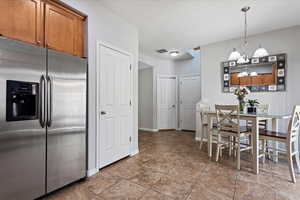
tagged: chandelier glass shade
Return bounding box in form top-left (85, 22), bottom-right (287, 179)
top-left (228, 48), bottom-right (241, 61)
top-left (228, 6), bottom-right (269, 63)
top-left (253, 45), bottom-right (269, 58)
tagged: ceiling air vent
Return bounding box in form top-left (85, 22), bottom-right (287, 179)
top-left (156, 49), bottom-right (168, 54)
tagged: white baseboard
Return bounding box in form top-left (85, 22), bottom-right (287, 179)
top-left (130, 149), bottom-right (139, 156)
top-left (87, 168), bottom-right (99, 177)
top-left (139, 128), bottom-right (158, 132)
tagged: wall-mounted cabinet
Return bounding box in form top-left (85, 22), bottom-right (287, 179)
top-left (0, 0), bottom-right (43, 46)
top-left (0, 0), bottom-right (86, 57)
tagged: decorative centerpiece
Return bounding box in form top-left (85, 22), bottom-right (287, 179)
top-left (234, 87), bottom-right (250, 112)
top-left (247, 99), bottom-right (259, 114)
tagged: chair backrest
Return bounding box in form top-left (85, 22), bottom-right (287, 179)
top-left (288, 105), bottom-right (300, 140)
top-left (247, 104), bottom-right (270, 130)
top-left (257, 104), bottom-right (270, 114)
top-left (199, 103), bottom-right (211, 124)
top-left (215, 105), bottom-right (240, 134)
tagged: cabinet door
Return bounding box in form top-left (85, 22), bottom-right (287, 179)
top-left (45, 3), bottom-right (84, 56)
top-left (0, 0), bottom-right (43, 46)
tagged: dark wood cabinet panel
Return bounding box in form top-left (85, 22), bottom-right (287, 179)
top-left (0, 0), bottom-right (43, 46)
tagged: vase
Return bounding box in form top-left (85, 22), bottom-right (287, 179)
top-left (238, 97), bottom-right (245, 113)
top-left (247, 106), bottom-right (257, 114)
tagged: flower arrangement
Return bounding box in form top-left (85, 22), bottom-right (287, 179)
top-left (234, 87), bottom-right (250, 112)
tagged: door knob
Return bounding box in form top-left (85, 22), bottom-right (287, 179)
top-left (172, 105), bottom-right (176, 108)
top-left (101, 111), bottom-right (106, 115)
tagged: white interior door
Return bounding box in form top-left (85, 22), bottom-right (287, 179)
top-left (98, 45), bottom-right (132, 168)
top-left (179, 76), bottom-right (201, 131)
top-left (158, 76), bottom-right (177, 130)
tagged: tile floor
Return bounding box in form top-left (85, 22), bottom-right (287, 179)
top-left (45, 131), bottom-right (300, 200)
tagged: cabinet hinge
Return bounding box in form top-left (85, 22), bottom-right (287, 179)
top-left (129, 100), bottom-right (132, 106)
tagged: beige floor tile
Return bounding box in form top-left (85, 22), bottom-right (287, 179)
top-left (129, 169), bottom-right (165, 188)
top-left (86, 171), bottom-right (120, 195)
top-left (151, 174), bottom-right (193, 200)
top-left (98, 179), bottom-right (147, 200)
top-left (234, 179), bottom-right (277, 200)
top-left (140, 190), bottom-right (175, 200)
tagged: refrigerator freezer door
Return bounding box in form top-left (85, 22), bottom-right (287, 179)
top-left (46, 50), bottom-right (87, 193)
top-left (0, 38), bottom-right (46, 200)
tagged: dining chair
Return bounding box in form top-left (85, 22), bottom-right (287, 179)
top-left (215, 105), bottom-right (253, 170)
top-left (199, 103), bottom-right (210, 150)
top-left (259, 105), bottom-right (300, 183)
top-left (246, 104), bottom-right (270, 161)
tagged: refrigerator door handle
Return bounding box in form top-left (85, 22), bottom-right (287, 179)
top-left (46, 75), bottom-right (53, 127)
top-left (39, 75), bottom-right (46, 128)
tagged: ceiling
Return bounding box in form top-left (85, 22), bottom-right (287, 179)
top-left (98, 0), bottom-right (300, 58)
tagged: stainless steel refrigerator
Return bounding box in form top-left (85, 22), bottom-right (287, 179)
top-left (0, 37), bottom-right (87, 200)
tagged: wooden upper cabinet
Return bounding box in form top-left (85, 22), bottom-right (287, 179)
top-left (0, 0), bottom-right (85, 57)
top-left (0, 0), bottom-right (43, 46)
top-left (45, 2), bottom-right (85, 57)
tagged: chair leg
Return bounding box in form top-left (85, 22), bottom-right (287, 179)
top-left (216, 144), bottom-right (220, 162)
top-left (199, 126), bottom-right (205, 150)
top-left (288, 142), bottom-right (296, 183)
top-left (250, 135), bottom-right (253, 155)
top-left (220, 147), bottom-right (223, 157)
top-left (262, 139), bottom-right (266, 164)
top-left (216, 135), bottom-right (221, 162)
top-left (293, 138), bottom-right (300, 173)
top-left (234, 137), bottom-right (237, 157)
top-left (229, 136), bottom-right (232, 157)
top-left (237, 138), bottom-right (241, 170)
top-left (295, 152), bottom-right (300, 173)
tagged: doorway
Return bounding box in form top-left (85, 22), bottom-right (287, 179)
top-left (157, 76), bottom-right (178, 130)
top-left (179, 75), bottom-right (201, 131)
top-left (97, 43), bottom-right (133, 169)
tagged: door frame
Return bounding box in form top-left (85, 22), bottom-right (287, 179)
top-left (157, 75), bottom-right (179, 130)
top-left (95, 40), bottom-right (134, 170)
top-left (178, 74), bottom-right (201, 131)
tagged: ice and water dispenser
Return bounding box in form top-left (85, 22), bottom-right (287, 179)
top-left (6, 80), bottom-right (39, 121)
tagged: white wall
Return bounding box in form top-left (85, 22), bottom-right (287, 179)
top-left (174, 51), bottom-right (201, 76)
top-left (61, 0), bottom-right (139, 175)
top-left (138, 68), bottom-right (154, 130)
top-left (200, 25), bottom-right (300, 137)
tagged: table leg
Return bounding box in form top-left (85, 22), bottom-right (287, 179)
top-left (208, 116), bottom-right (213, 158)
top-left (272, 118), bottom-right (279, 162)
top-left (252, 118), bottom-right (259, 174)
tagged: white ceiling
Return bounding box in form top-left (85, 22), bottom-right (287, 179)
top-left (98, 0), bottom-right (300, 58)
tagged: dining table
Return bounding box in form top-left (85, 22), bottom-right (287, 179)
top-left (204, 111), bottom-right (291, 174)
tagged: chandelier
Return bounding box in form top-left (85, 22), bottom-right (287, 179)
top-left (228, 6), bottom-right (269, 64)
